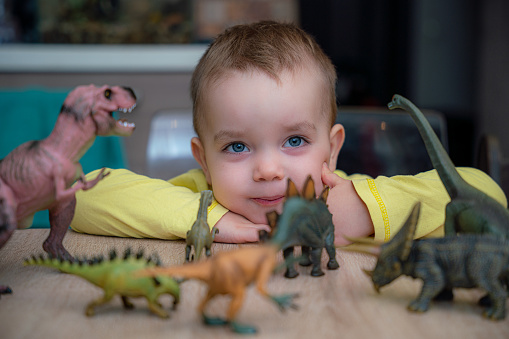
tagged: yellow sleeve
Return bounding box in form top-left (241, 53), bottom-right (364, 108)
top-left (70, 168), bottom-right (228, 239)
top-left (337, 168), bottom-right (507, 242)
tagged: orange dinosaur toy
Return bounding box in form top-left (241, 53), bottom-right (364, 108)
top-left (137, 244), bottom-right (298, 334)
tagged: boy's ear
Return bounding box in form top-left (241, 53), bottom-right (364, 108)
top-left (191, 137), bottom-right (212, 184)
top-left (328, 123), bottom-right (345, 171)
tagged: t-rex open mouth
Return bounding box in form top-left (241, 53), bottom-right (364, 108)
top-left (111, 103), bottom-right (137, 130)
top-left (112, 105), bottom-right (137, 136)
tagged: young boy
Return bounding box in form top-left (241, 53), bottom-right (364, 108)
top-left (70, 21), bottom-right (507, 245)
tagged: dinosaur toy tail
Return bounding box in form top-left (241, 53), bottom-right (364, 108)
top-left (137, 260), bottom-right (212, 282)
top-left (24, 255), bottom-right (88, 276)
top-left (388, 94), bottom-right (466, 198)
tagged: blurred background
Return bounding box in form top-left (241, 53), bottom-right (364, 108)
top-left (0, 0), bottom-right (507, 181)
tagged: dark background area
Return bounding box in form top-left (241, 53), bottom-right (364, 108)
top-left (299, 0), bottom-right (483, 167)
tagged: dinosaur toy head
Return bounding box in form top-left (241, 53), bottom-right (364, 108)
top-left (60, 84), bottom-right (137, 137)
top-left (345, 202), bottom-right (420, 292)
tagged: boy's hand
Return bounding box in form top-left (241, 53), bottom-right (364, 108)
top-left (213, 211), bottom-right (271, 243)
top-left (322, 163), bottom-right (375, 246)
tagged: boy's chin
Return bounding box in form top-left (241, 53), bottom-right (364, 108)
top-left (250, 207), bottom-right (284, 225)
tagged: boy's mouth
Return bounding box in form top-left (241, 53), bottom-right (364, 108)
top-left (252, 195), bottom-right (285, 207)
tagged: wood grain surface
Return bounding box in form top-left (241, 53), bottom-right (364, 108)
top-left (0, 229), bottom-right (507, 339)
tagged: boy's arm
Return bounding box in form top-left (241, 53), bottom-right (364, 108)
top-left (71, 168), bottom-right (269, 242)
top-left (71, 168), bottom-right (225, 239)
top-left (323, 164), bottom-right (507, 245)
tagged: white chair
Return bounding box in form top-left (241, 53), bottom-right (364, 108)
top-left (146, 110), bottom-right (199, 180)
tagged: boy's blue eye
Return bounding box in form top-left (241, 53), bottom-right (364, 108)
top-left (285, 136), bottom-right (304, 147)
top-left (226, 142), bottom-right (247, 153)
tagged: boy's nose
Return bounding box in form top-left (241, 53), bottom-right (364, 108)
top-left (253, 154), bottom-right (284, 182)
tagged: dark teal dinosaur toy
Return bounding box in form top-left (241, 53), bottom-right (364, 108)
top-left (185, 190), bottom-right (218, 261)
top-left (387, 94), bottom-right (509, 238)
top-left (347, 202), bottom-right (509, 320)
top-left (265, 176), bottom-right (339, 278)
top-left (24, 248), bottom-right (180, 318)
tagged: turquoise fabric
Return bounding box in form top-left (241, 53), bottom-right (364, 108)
top-left (0, 88), bottom-right (128, 228)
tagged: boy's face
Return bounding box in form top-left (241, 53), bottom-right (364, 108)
top-left (192, 67), bottom-right (344, 224)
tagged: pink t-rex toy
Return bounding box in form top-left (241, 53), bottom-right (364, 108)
top-left (0, 84), bottom-right (136, 296)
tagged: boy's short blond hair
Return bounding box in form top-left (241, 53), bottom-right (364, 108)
top-left (191, 21), bottom-right (337, 137)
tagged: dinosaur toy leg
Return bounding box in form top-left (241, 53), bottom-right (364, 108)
top-left (325, 232), bottom-right (339, 270)
top-left (479, 276), bottom-right (507, 320)
top-left (408, 276), bottom-right (446, 313)
top-left (185, 245), bottom-right (192, 262)
top-left (299, 246), bottom-right (312, 266)
top-left (0, 285), bottom-right (12, 298)
top-left (283, 247), bottom-right (299, 278)
top-left (145, 298), bottom-right (170, 318)
top-left (227, 289), bottom-right (257, 334)
top-left (309, 247), bottom-right (325, 277)
top-left (0, 181), bottom-right (17, 250)
top-left (44, 198), bottom-right (76, 260)
top-left (121, 296), bottom-right (135, 309)
top-left (1, 189), bottom-right (17, 296)
top-left (86, 290), bottom-right (115, 316)
top-left (200, 290), bottom-right (227, 325)
top-left (0, 217), bottom-right (15, 251)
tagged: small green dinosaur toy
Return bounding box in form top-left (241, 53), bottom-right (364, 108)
top-left (185, 190), bottom-right (219, 261)
top-left (388, 94), bottom-right (509, 238)
top-left (265, 176), bottom-right (339, 278)
top-left (23, 248), bottom-right (180, 318)
top-left (347, 202), bottom-right (509, 320)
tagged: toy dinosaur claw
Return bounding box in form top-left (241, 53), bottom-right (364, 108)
top-left (271, 293), bottom-right (299, 312)
top-left (42, 241), bottom-right (74, 262)
top-left (407, 299), bottom-right (429, 313)
top-left (202, 314), bottom-right (229, 326)
top-left (230, 321), bottom-right (258, 334)
top-left (0, 285), bottom-right (13, 297)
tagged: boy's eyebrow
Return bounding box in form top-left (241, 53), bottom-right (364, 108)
top-left (284, 121), bottom-right (317, 133)
top-left (214, 129), bottom-right (245, 143)
top-left (213, 121), bottom-right (317, 143)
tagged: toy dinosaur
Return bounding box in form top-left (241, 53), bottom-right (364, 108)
top-left (264, 176), bottom-right (339, 278)
top-left (24, 248), bottom-right (180, 318)
top-left (387, 94), bottom-right (509, 238)
top-left (0, 84), bottom-right (136, 296)
top-left (137, 244), bottom-right (298, 334)
top-left (185, 190), bottom-right (218, 261)
top-left (346, 202), bottom-right (509, 320)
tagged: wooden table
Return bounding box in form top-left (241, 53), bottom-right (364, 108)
top-left (0, 229), bottom-right (507, 339)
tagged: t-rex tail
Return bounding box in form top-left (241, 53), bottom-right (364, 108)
top-left (388, 94), bottom-right (469, 199)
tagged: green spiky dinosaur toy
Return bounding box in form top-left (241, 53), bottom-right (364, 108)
top-left (23, 248), bottom-right (180, 318)
top-left (387, 94), bottom-right (509, 238)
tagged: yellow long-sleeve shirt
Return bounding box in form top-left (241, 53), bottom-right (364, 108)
top-left (70, 167), bottom-right (507, 242)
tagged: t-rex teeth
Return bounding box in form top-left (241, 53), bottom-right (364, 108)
top-left (118, 121), bottom-right (135, 128)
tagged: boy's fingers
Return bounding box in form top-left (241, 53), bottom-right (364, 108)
top-left (321, 162), bottom-right (342, 188)
top-left (214, 224), bottom-right (271, 243)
